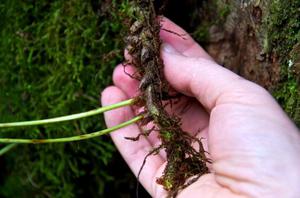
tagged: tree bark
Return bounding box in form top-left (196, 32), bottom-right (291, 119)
top-left (165, 0), bottom-right (300, 126)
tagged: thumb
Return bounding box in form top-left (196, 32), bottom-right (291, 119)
top-left (161, 43), bottom-right (273, 111)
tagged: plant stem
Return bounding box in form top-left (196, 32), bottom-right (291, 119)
top-left (0, 115), bottom-right (143, 144)
top-left (0, 144), bottom-right (17, 156)
top-left (0, 99), bottom-right (135, 128)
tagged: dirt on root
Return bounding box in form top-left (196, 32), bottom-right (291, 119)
top-left (123, 0), bottom-right (210, 197)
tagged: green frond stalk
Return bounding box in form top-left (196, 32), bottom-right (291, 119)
top-left (0, 144), bottom-right (17, 156)
top-left (0, 115), bottom-right (143, 144)
top-left (0, 99), bottom-right (135, 128)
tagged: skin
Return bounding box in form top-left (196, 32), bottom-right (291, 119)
top-left (101, 17), bottom-right (300, 198)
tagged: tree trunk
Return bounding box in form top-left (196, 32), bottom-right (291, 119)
top-left (165, 0), bottom-right (300, 126)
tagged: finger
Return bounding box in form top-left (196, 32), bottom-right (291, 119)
top-left (113, 64), bottom-right (210, 146)
top-left (161, 46), bottom-right (266, 111)
top-left (113, 65), bottom-right (165, 157)
top-left (194, 127), bottom-right (211, 170)
top-left (159, 16), bottom-right (213, 60)
top-left (165, 97), bottom-right (209, 136)
top-left (113, 64), bottom-right (139, 98)
top-left (153, 162), bottom-right (168, 198)
top-left (177, 174), bottom-right (247, 198)
top-left (101, 86), bottom-right (164, 196)
top-left (113, 64), bottom-right (210, 134)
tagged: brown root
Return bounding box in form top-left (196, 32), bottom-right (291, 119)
top-left (125, 0), bottom-right (211, 197)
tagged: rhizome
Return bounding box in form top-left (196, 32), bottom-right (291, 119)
top-left (124, 0), bottom-right (210, 197)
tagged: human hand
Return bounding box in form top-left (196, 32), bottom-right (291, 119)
top-left (101, 17), bottom-right (300, 198)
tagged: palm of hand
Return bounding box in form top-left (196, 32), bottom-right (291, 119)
top-left (101, 18), bottom-right (300, 198)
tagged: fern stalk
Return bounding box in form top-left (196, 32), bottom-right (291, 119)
top-left (0, 115), bottom-right (143, 144)
top-left (0, 99), bottom-right (135, 128)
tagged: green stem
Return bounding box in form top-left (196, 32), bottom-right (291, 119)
top-left (0, 99), bottom-right (135, 128)
top-left (0, 144), bottom-right (17, 156)
top-left (0, 115), bottom-right (143, 144)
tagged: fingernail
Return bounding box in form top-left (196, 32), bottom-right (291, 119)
top-left (162, 43), bottom-right (177, 54)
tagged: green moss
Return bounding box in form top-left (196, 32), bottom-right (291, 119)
top-left (161, 130), bottom-right (172, 141)
top-left (216, 0), bottom-right (231, 21)
top-left (264, 0), bottom-right (300, 126)
top-left (265, 0), bottom-right (300, 56)
top-left (273, 72), bottom-right (299, 125)
top-left (193, 24), bottom-right (210, 43)
top-left (0, 0), bottom-right (133, 197)
top-left (192, 0), bottom-right (231, 43)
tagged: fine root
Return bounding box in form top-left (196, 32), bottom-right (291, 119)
top-left (125, 0), bottom-right (211, 197)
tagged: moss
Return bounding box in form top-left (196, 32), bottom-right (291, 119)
top-left (264, 0), bottom-right (300, 126)
top-left (161, 130), bottom-right (173, 142)
top-left (191, 0), bottom-right (231, 43)
top-left (216, 0), bottom-right (231, 21)
top-left (192, 24), bottom-right (210, 43)
top-left (187, 0), bottom-right (300, 126)
top-left (265, 0), bottom-right (300, 56)
top-left (189, 0), bottom-right (300, 127)
top-left (273, 71), bottom-right (299, 125)
top-left (0, 0), bottom-right (135, 197)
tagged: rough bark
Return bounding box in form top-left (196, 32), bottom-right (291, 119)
top-left (165, 0), bottom-right (300, 126)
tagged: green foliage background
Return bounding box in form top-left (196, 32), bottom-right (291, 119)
top-left (0, 0), bottom-right (134, 197)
